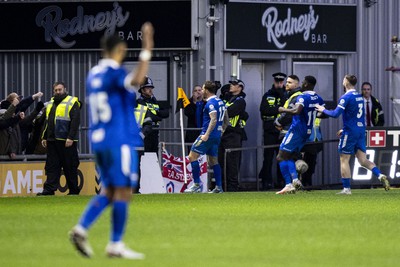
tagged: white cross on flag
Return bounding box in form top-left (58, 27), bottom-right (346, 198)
top-left (368, 130), bottom-right (386, 147)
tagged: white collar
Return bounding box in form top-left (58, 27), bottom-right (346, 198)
top-left (98, 58), bottom-right (120, 69)
top-left (303, 90), bottom-right (316, 95)
top-left (206, 95), bottom-right (217, 101)
top-left (345, 88), bottom-right (356, 94)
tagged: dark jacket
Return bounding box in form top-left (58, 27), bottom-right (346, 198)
top-left (259, 85), bottom-right (286, 131)
top-left (0, 105), bottom-right (22, 156)
top-left (184, 97), bottom-right (204, 143)
top-left (275, 87), bottom-right (302, 137)
top-left (224, 91), bottom-right (247, 136)
top-left (370, 95), bottom-right (384, 126)
top-left (136, 95), bottom-right (169, 137)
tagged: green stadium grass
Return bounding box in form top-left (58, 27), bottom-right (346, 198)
top-left (1, 189), bottom-right (399, 267)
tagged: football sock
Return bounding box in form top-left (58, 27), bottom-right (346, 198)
top-left (112, 201), bottom-right (128, 242)
top-left (342, 178), bottom-right (351, 189)
top-left (279, 161), bottom-right (292, 185)
top-left (371, 167), bottom-right (381, 177)
top-left (79, 194), bottom-right (110, 229)
top-left (212, 164), bottom-right (222, 187)
top-left (191, 161), bottom-right (201, 184)
top-left (287, 160), bottom-right (298, 180)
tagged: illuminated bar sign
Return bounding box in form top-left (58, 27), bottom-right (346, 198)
top-left (226, 2), bottom-right (356, 53)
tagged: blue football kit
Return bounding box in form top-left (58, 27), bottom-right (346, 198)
top-left (191, 95), bottom-right (226, 157)
top-left (86, 59), bottom-right (142, 188)
top-left (280, 91), bottom-right (325, 153)
top-left (323, 89), bottom-right (366, 154)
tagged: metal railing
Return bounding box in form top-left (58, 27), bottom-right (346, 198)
top-left (158, 138), bottom-right (339, 191)
top-left (223, 139), bottom-right (339, 191)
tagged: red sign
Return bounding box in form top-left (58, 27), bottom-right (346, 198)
top-left (368, 130), bottom-right (386, 147)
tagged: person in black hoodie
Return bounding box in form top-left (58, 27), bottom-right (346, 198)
top-left (38, 82), bottom-right (81, 195)
top-left (218, 79), bottom-right (248, 192)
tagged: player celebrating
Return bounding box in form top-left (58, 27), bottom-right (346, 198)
top-left (184, 81), bottom-right (229, 193)
top-left (68, 22), bottom-right (154, 259)
top-left (275, 75), bottom-right (325, 194)
top-left (315, 74), bottom-right (390, 194)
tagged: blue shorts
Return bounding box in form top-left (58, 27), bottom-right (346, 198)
top-left (338, 130), bottom-right (366, 154)
top-left (279, 130), bottom-right (308, 154)
top-left (94, 144), bottom-right (139, 188)
top-left (191, 136), bottom-right (220, 157)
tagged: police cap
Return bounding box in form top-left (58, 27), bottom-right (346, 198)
top-left (229, 79), bottom-right (245, 90)
top-left (272, 72), bottom-right (287, 82)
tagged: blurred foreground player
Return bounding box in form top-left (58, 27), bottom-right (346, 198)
top-left (69, 22), bottom-right (154, 259)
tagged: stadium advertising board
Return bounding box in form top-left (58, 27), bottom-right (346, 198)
top-left (225, 2), bottom-right (356, 53)
top-left (353, 127), bottom-right (400, 184)
top-left (0, 1), bottom-right (191, 51)
top-left (0, 161), bottom-right (99, 197)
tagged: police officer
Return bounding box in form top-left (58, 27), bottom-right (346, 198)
top-left (135, 76), bottom-right (169, 153)
top-left (218, 79), bottom-right (248, 192)
top-left (39, 82), bottom-right (81, 195)
top-left (258, 72), bottom-right (287, 190)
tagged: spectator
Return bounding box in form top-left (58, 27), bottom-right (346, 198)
top-left (135, 76), bottom-right (169, 153)
top-left (258, 72), bottom-right (287, 190)
top-left (361, 82), bottom-right (384, 126)
top-left (25, 104), bottom-right (47, 155)
top-left (184, 85), bottom-right (204, 152)
top-left (218, 79), bottom-right (248, 192)
top-left (0, 96), bottom-right (24, 158)
top-left (38, 82), bottom-right (81, 196)
top-left (1, 92), bottom-right (44, 155)
top-left (19, 101), bottom-right (45, 153)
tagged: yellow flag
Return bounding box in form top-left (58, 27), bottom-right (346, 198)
top-left (176, 87), bottom-right (190, 113)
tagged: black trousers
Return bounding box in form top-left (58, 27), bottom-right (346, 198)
top-left (218, 132), bottom-right (242, 192)
top-left (144, 130), bottom-right (159, 153)
top-left (258, 130), bottom-right (283, 189)
top-left (301, 143), bottom-right (323, 186)
top-left (43, 141), bottom-right (80, 194)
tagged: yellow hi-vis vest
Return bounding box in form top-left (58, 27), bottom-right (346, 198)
top-left (134, 104), bottom-right (148, 126)
top-left (225, 102), bottom-right (240, 127)
top-left (278, 91), bottom-right (302, 118)
top-left (44, 95), bottom-right (80, 141)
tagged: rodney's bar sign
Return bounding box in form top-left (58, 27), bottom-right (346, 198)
top-left (226, 2), bottom-right (356, 53)
top-left (0, 1), bottom-right (191, 51)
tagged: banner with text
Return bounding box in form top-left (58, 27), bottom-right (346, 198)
top-left (226, 2), bottom-right (356, 53)
top-left (0, 161), bottom-right (100, 197)
top-left (0, 1), bottom-right (191, 51)
top-left (162, 150), bottom-right (208, 193)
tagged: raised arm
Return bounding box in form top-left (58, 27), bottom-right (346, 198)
top-left (129, 22), bottom-right (154, 87)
